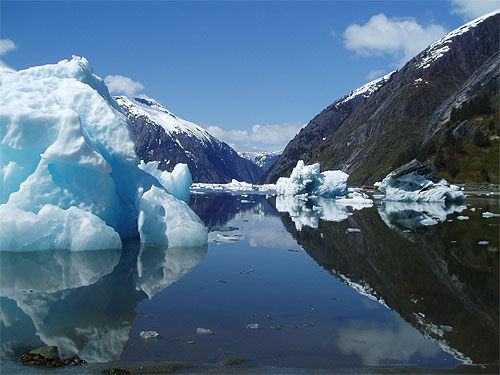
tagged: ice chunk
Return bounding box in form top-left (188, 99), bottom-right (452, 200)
top-left (276, 160), bottom-right (348, 197)
top-left (457, 216), bottom-right (469, 220)
top-left (137, 186), bottom-right (207, 246)
top-left (139, 161), bottom-right (192, 203)
top-left (478, 241), bottom-right (490, 245)
top-left (0, 204), bottom-right (121, 251)
top-left (482, 211), bottom-right (500, 218)
top-left (140, 330), bottom-right (158, 342)
top-left (378, 160), bottom-right (464, 202)
top-left (1, 56), bottom-right (207, 249)
top-left (196, 328), bottom-right (213, 335)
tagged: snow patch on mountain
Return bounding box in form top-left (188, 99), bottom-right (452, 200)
top-left (336, 71), bottom-right (395, 107)
top-left (416, 9), bottom-right (500, 69)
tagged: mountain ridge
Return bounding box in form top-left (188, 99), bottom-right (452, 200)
top-left (263, 11), bottom-right (499, 185)
top-left (115, 96), bottom-right (264, 183)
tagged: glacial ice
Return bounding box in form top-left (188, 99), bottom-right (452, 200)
top-left (378, 160), bottom-right (464, 203)
top-left (0, 56), bottom-right (207, 250)
top-left (139, 161), bottom-right (192, 203)
top-left (276, 160), bottom-right (348, 197)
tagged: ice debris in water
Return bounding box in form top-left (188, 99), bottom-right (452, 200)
top-left (457, 216), bottom-right (469, 220)
top-left (196, 328), bottom-right (214, 335)
top-left (140, 330), bottom-right (158, 341)
top-left (0, 56), bottom-right (207, 251)
top-left (482, 211), bottom-right (500, 218)
top-left (246, 323), bottom-right (260, 330)
top-left (478, 241), bottom-right (490, 245)
top-left (346, 228), bottom-right (361, 233)
top-left (139, 161), bottom-right (192, 203)
top-left (378, 160), bottom-right (464, 202)
top-left (276, 160), bottom-right (348, 197)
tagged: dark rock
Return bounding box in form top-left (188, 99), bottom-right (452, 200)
top-left (21, 346), bottom-right (65, 367)
top-left (101, 368), bottom-right (133, 375)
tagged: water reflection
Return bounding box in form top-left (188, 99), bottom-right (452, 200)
top-left (273, 197), bottom-right (499, 366)
top-left (0, 242), bottom-right (207, 363)
top-left (274, 195), bottom-right (372, 231)
top-left (378, 201), bottom-right (465, 232)
top-left (137, 244), bottom-right (207, 299)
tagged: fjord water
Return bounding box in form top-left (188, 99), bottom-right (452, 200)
top-left (0, 193), bottom-right (498, 373)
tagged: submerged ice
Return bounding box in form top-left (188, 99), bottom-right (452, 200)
top-left (276, 160), bottom-right (348, 197)
top-left (0, 56), bottom-right (207, 251)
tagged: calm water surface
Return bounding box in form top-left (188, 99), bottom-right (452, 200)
top-left (1, 192), bottom-right (498, 373)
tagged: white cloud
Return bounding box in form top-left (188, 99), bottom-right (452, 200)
top-left (343, 14), bottom-right (448, 66)
top-left (206, 123), bottom-right (302, 152)
top-left (366, 69), bottom-right (387, 80)
top-left (104, 74), bottom-right (144, 96)
top-left (450, 0), bottom-right (499, 19)
top-left (0, 39), bottom-right (17, 56)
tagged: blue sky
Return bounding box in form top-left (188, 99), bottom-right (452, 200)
top-left (1, 1), bottom-right (498, 152)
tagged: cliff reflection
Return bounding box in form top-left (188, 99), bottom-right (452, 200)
top-left (272, 197), bottom-right (499, 366)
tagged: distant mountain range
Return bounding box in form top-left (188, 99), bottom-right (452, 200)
top-left (263, 11), bottom-right (499, 185)
top-left (238, 151), bottom-right (281, 172)
top-left (115, 96), bottom-right (263, 183)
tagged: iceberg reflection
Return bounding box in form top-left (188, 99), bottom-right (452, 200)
top-left (0, 242), bottom-right (206, 362)
top-left (275, 193), bottom-right (373, 230)
top-left (378, 201), bottom-right (465, 232)
top-left (136, 244), bottom-right (207, 299)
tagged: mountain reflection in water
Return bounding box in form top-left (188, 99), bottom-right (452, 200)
top-left (268, 195), bottom-right (498, 366)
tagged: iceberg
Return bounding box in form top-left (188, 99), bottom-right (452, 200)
top-left (0, 56), bottom-right (207, 250)
top-left (378, 160), bottom-right (465, 203)
top-left (139, 161), bottom-right (192, 203)
top-left (276, 160), bottom-right (348, 197)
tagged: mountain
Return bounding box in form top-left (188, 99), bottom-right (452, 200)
top-left (115, 96), bottom-right (263, 183)
top-left (263, 11), bottom-right (499, 186)
top-left (238, 151), bottom-right (281, 172)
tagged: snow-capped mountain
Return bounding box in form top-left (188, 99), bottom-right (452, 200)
top-left (238, 151), bottom-right (281, 172)
top-left (115, 96), bottom-right (263, 183)
top-left (263, 10), bottom-right (499, 185)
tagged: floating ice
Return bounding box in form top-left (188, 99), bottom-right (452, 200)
top-left (478, 241), bottom-right (490, 245)
top-left (276, 160), bottom-right (348, 197)
top-left (0, 56), bottom-right (207, 250)
top-left (378, 160), bottom-right (464, 203)
top-left (196, 328), bottom-right (213, 335)
top-left (139, 161), bottom-right (192, 203)
top-left (457, 216), bottom-right (469, 220)
top-left (140, 330), bottom-right (158, 342)
top-left (482, 211), bottom-right (500, 218)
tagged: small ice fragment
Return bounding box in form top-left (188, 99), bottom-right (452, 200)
top-left (470, 208), bottom-right (476, 212)
top-left (451, 240), bottom-right (457, 243)
top-left (403, 230), bottom-right (412, 233)
top-left (447, 219), bottom-right (453, 222)
top-left (304, 308), bottom-right (315, 312)
top-left (245, 269), bottom-right (255, 274)
top-left (457, 216), bottom-right (469, 220)
top-left (247, 323), bottom-right (260, 330)
top-left (346, 228), bottom-right (361, 233)
top-left (140, 330), bottom-right (158, 342)
top-left (478, 241), bottom-right (489, 245)
top-left (196, 328), bottom-right (213, 335)
top-left (482, 212), bottom-right (500, 218)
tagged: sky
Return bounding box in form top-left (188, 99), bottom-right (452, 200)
top-left (1, 0), bottom-right (498, 152)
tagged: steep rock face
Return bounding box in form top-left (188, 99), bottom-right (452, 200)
top-left (115, 96), bottom-right (263, 183)
top-left (264, 12), bottom-right (499, 185)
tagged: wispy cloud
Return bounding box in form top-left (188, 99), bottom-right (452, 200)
top-left (205, 123), bottom-right (302, 152)
top-left (450, 0), bottom-right (499, 19)
top-left (0, 39), bottom-right (17, 56)
top-left (343, 14), bottom-right (447, 66)
top-left (366, 69), bottom-right (387, 80)
top-left (104, 74), bottom-right (144, 96)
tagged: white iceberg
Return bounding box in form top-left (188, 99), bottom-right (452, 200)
top-left (0, 56), bottom-right (207, 250)
top-left (378, 160), bottom-right (464, 203)
top-left (276, 160), bottom-right (348, 197)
